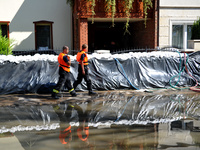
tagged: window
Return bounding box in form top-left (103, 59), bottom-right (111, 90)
top-left (0, 21), bottom-right (10, 38)
top-left (187, 25), bottom-right (192, 48)
top-left (172, 25), bottom-right (183, 49)
top-left (33, 21), bottom-right (53, 50)
top-left (170, 20), bottom-right (194, 50)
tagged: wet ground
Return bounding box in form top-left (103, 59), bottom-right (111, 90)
top-left (0, 88), bottom-right (200, 150)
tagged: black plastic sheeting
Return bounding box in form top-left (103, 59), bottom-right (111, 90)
top-left (0, 52), bottom-right (200, 95)
top-left (0, 92), bottom-right (200, 133)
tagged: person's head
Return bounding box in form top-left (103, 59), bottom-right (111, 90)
top-left (82, 44), bottom-right (88, 52)
top-left (63, 46), bottom-right (69, 54)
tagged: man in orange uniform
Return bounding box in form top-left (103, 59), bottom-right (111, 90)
top-left (52, 46), bottom-right (77, 99)
top-left (73, 44), bottom-right (96, 95)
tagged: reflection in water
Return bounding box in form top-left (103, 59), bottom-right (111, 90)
top-left (0, 91), bottom-right (200, 149)
top-left (54, 101), bottom-right (92, 149)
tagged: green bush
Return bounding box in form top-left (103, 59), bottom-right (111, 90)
top-left (191, 18), bottom-right (200, 39)
top-left (0, 29), bottom-right (15, 55)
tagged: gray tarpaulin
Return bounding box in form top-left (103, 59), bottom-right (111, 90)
top-left (0, 52), bottom-right (200, 94)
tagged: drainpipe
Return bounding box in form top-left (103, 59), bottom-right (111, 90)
top-left (157, 0), bottom-right (160, 47)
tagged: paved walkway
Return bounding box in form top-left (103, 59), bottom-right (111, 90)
top-left (0, 89), bottom-right (198, 106)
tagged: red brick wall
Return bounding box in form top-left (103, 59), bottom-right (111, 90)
top-left (132, 19), bottom-right (156, 48)
top-left (79, 18), bottom-right (88, 50)
top-left (132, 0), bottom-right (158, 48)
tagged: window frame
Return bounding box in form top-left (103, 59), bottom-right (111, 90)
top-left (33, 20), bottom-right (54, 50)
top-left (170, 19), bottom-right (194, 50)
top-left (0, 21), bottom-right (10, 38)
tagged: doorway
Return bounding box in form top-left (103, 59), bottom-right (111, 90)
top-left (88, 22), bottom-right (133, 53)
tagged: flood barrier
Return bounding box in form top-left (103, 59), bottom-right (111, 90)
top-left (0, 51), bottom-right (200, 94)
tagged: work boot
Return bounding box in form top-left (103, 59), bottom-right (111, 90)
top-left (52, 92), bottom-right (60, 99)
top-left (70, 90), bottom-right (77, 97)
top-left (88, 90), bottom-right (97, 95)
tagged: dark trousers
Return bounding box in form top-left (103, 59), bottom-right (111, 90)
top-left (73, 65), bottom-right (92, 91)
top-left (55, 67), bottom-right (74, 92)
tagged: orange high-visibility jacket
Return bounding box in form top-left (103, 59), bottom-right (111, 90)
top-left (58, 53), bottom-right (70, 72)
top-left (76, 51), bottom-right (88, 65)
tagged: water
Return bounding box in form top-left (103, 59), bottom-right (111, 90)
top-left (0, 89), bottom-right (200, 150)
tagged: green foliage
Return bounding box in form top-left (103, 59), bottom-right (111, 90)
top-left (88, 0), bottom-right (96, 24)
top-left (123, 0), bottom-right (134, 34)
top-left (191, 18), bottom-right (200, 39)
top-left (105, 0), bottom-right (116, 27)
top-left (0, 29), bottom-right (14, 55)
top-left (143, 0), bottom-right (153, 27)
top-left (66, 0), bottom-right (153, 32)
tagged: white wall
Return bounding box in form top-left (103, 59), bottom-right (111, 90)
top-left (159, 0), bottom-right (200, 49)
top-left (160, 0), bottom-right (200, 7)
top-left (0, 0), bottom-right (72, 51)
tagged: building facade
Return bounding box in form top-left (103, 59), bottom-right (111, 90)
top-left (73, 0), bottom-right (159, 52)
top-left (159, 0), bottom-right (200, 51)
top-left (0, 0), bottom-right (72, 51)
top-left (0, 0), bottom-right (159, 52)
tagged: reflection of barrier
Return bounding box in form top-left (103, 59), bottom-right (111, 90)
top-left (184, 99), bottom-right (192, 119)
top-left (0, 91), bottom-right (199, 133)
top-left (115, 95), bottom-right (135, 122)
top-left (169, 95), bottom-right (192, 119)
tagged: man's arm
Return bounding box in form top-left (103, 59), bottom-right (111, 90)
top-left (80, 54), bottom-right (85, 75)
top-left (81, 60), bottom-right (85, 75)
top-left (63, 55), bottom-right (71, 66)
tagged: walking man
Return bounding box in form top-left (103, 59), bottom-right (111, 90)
top-left (73, 44), bottom-right (96, 95)
top-left (52, 46), bottom-right (77, 99)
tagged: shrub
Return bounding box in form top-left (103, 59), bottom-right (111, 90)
top-left (0, 29), bottom-right (15, 55)
top-left (191, 18), bottom-right (200, 39)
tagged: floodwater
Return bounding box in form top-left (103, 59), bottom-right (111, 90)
top-left (0, 89), bottom-right (200, 150)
